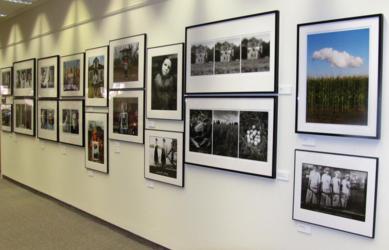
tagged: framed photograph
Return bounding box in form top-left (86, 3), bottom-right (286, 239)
top-left (0, 67), bottom-right (12, 96)
top-left (60, 53), bottom-right (85, 97)
top-left (185, 96), bottom-right (277, 177)
top-left (85, 112), bottom-right (108, 173)
top-left (293, 150), bottom-right (378, 238)
top-left (85, 46), bottom-right (108, 107)
top-left (145, 129), bottom-right (184, 187)
top-left (109, 90), bottom-right (144, 143)
top-left (13, 98), bottom-right (35, 136)
top-left (1, 104), bottom-right (12, 132)
top-left (109, 34), bottom-right (146, 89)
top-left (13, 59), bottom-right (36, 97)
top-left (146, 43), bottom-right (183, 120)
top-left (59, 100), bottom-right (84, 146)
top-left (37, 100), bottom-right (58, 142)
top-left (185, 11), bottom-right (279, 94)
top-left (296, 14), bottom-right (383, 138)
top-left (37, 55), bottom-right (59, 98)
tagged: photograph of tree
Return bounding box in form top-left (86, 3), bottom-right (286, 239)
top-left (113, 42), bottom-right (139, 82)
top-left (212, 111), bottom-right (239, 157)
top-left (306, 29), bottom-right (369, 125)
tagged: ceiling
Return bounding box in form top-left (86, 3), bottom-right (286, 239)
top-left (0, 0), bottom-right (49, 22)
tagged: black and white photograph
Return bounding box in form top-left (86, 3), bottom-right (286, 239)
top-left (186, 11), bottom-right (278, 93)
top-left (190, 42), bottom-right (215, 76)
top-left (38, 56), bottom-right (59, 98)
top-left (215, 38), bottom-right (241, 74)
top-left (13, 58), bottom-right (35, 97)
top-left (145, 130), bottom-right (184, 187)
top-left (293, 150), bottom-right (378, 238)
top-left (60, 53), bottom-right (84, 97)
top-left (109, 35), bottom-right (146, 89)
top-left (147, 43), bottom-right (183, 120)
top-left (1, 104), bottom-right (12, 132)
top-left (185, 97), bottom-right (277, 177)
top-left (59, 100), bottom-right (84, 146)
top-left (109, 90), bottom-right (144, 143)
top-left (85, 46), bottom-right (108, 107)
top-left (13, 98), bottom-right (35, 136)
top-left (38, 100), bottom-right (58, 141)
top-left (0, 67), bottom-right (12, 96)
top-left (85, 112), bottom-right (108, 173)
top-left (241, 33), bottom-right (270, 72)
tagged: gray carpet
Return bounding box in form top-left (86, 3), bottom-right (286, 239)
top-left (0, 177), bottom-right (159, 250)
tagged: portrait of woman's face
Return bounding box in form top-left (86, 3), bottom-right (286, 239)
top-left (161, 58), bottom-right (172, 76)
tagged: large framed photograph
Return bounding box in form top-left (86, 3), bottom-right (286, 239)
top-left (0, 67), bottom-right (12, 96)
top-left (296, 14), bottom-right (383, 138)
top-left (60, 53), bottom-right (85, 97)
top-left (146, 43), bottom-right (183, 120)
top-left (37, 55), bottom-right (59, 98)
top-left (1, 104), bottom-right (12, 132)
top-left (109, 34), bottom-right (146, 89)
top-left (85, 112), bottom-right (108, 173)
top-left (37, 100), bottom-right (58, 142)
top-left (109, 90), bottom-right (144, 143)
top-left (293, 150), bottom-right (378, 238)
top-left (185, 11), bottom-right (279, 94)
top-left (185, 96), bottom-right (277, 177)
top-left (145, 130), bottom-right (184, 187)
top-left (13, 59), bottom-right (36, 97)
top-left (85, 46), bottom-right (108, 107)
top-left (59, 100), bottom-right (84, 146)
top-left (13, 98), bottom-right (35, 136)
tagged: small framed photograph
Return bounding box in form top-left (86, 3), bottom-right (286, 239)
top-left (37, 56), bottom-right (59, 98)
top-left (109, 90), bottom-right (144, 143)
top-left (60, 53), bottom-right (85, 97)
top-left (296, 14), bottom-right (383, 138)
top-left (37, 100), bottom-right (58, 142)
top-left (293, 150), bottom-right (378, 238)
top-left (85, 112), bottom-right (108, 173)
top-left (185, 11), bottom-right (279, 94)
top-left (185, 96), bottom-right (277, 178)
top-left (109, 34), bottom-right (146, 89)
top-left (145, 129), bottom-right (184, 187)
top-left (13, 98), bottom-right (35, 136)
top-left (85, 46), bottom-right (108, 107)
top-left (13, 59), bottom-right (36, 97)
top-left (1, 104), bottom-right (12, 132)
top-left (146, 43), bottom-right (183, 120)
top-left (0, 67), bottom-right (12, 96)
top-left (59, 100), bottom-right (84, 146)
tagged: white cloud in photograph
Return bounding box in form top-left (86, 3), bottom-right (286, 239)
top-left (312, 48), bottom-right (363, 68)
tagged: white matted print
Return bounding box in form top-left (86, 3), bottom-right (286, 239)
top-left (59, 100), bottom-right (84, 146)
top-left (185, 97), bottom-right (277, 177)
top-left (109, 90), bottom-right (144, 143)
top-left (37, 100), bottom-right (58, 142)
top-left (38, 56), bottom-right (59, 98)
top-left (186, 11), bottom-right (278, 93)
top-left (13, 59), bottom-right (35, 97)
top-left (147, 43), bottom-right (183, 120)
top-left (13, 98), bottom-right (35, 136)
top-left (145, 130), bottom-right (184, 187)
top-left (85, 112), bottom-right (108, 173)
top-left (0, 67), bottom-right (12, 96)
top-left (60, 53), bottom-right (85, 97)
top-left (293, 150), bottom-right (378, 238)
top-left (109, 34), bottom-right (146, 89)
top-left (1, 104), bottom-right (12, 132)
top-left (85, 46), bottom-right (108, 107)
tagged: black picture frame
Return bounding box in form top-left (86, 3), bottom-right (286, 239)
top-left (37, 99), bottom-right (59, 142)
top-left (0, 66), bottom-right (13, 96)
top-left (13, 97), bottom-right (35, 137)
top-left (13, 58), bottom-right (36, 97)
top-left (37, 55), bottom-right (60, 99)
top-left (1, 103), bottom-right (13, 132)
top-left (60, 52), bottom-right (86, 98)
top-left (58, 99), bottom-right (85, 147)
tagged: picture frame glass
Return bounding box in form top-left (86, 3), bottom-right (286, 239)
top-left (38, 100), bottom-right (58, 141)
top-left (1, 104), bottom-right (12, 132)
top-left (0, 67), bottom-right (12, 96)
top-left (38, 56), bottom-right (59, 98)
top-left (59, 100), bottom-right (84, 146)
top-left (85, 47), bottom-right (108, 107)
top-left (13, 98), bottom-right (35, 136)
top-left (60, 54), bottom-right (84, 97)
top-left (13, 59), bottom-right (35, 97)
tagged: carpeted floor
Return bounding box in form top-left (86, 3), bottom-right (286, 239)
top-left (0, 177), bottom-right (159, 250)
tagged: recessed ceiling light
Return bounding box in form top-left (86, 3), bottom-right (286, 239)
top-left (4, 0), bottom-right (32, 4)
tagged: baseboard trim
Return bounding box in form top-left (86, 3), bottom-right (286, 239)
top-left (2, 175), bottom-right (168, 250)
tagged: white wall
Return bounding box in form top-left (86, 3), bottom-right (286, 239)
top-left (1, 0), bottom-right (389, 249)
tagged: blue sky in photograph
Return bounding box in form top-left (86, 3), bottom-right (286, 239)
top-left (307, 28), bottom-right (369, 77)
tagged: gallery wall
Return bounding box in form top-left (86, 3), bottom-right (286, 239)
top-left (1, 0), bottom-right (388, 249)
